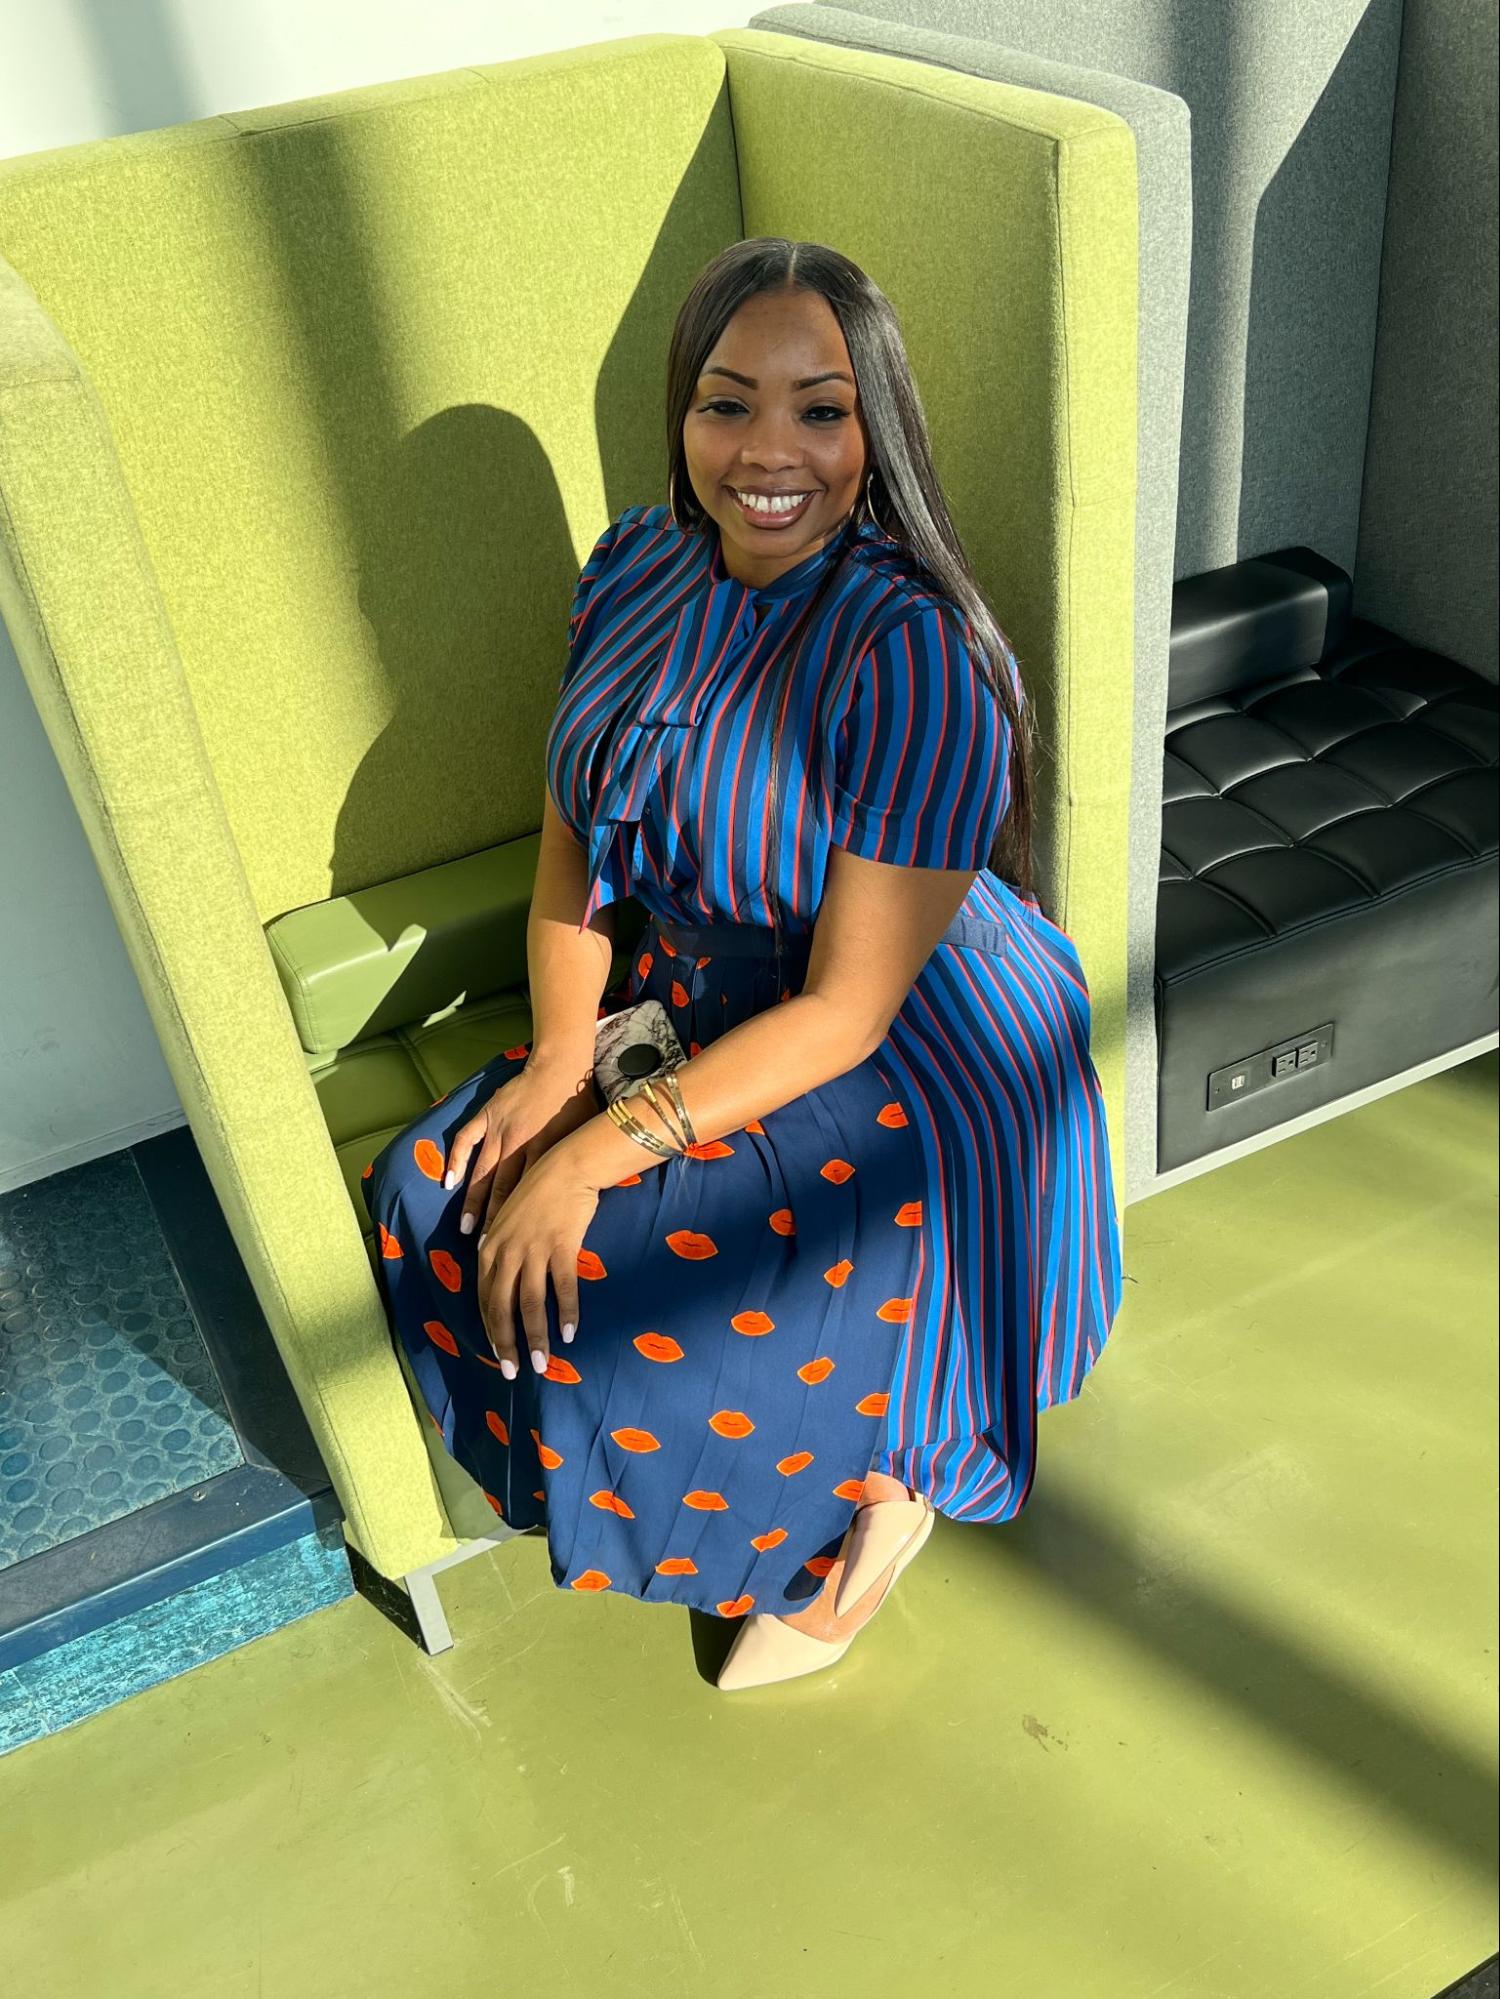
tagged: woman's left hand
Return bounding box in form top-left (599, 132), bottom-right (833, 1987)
top-left (476, 1144), bottom-right (599, 1381)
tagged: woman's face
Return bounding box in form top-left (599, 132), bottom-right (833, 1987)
top-left (681, 287), bottom-right (870, 589)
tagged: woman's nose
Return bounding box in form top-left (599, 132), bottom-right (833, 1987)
top-left (739, 424), bottom-right (802, 470)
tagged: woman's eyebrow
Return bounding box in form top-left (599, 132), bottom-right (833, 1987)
top-left (701, 367), bottom-right (855, 390)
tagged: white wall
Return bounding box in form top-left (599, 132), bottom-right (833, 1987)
top-left (0, 0), bottom-right (757, 1194)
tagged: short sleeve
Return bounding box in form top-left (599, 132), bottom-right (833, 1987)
top-left (560, 509), bottom-right (637, 688)
top-left (831, 601), bottom-right (1013, 870)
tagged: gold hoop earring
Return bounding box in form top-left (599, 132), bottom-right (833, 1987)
top-left (667, 464), bottom-right (680, 525)
top-left (859, 471), bottom-right (879, 527)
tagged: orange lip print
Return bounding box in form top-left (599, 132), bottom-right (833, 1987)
top-left (708, 1410), bottom-right (755, 1438)
top-left (423, 1320), bottom-right (459, 1356)
top-left (682, 1490), bottom-right (729, 1510)
top-left (429, 1249), bottom-right (462, 1293)
top-left (610, 1427), bottom-right (662, 1453)
top-left (633, 1333), bottom-right (684, 1363)
top-left (797, 1357), bottom-right (836, 1384)
top-left (666, 1229), bottom-right (718, 1260)
top-left (412, 1138), bottom-right (445, 1181)
top-left (731, 1310), bottom-right (775, 1337)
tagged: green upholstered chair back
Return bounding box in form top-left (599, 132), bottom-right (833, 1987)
top-left (0, 40), bottom-right (740, 931)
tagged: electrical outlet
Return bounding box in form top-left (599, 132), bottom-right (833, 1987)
top-left (1208, 1022), bottom-right (1334, 1110)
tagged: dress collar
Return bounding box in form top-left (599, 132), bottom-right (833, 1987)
top-left (704, 511), bottom-right (878, 601)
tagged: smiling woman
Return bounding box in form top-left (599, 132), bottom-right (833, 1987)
top-left (682, 287), bottom-right (869, 581)
top-left (364, 237), bottom-right (1124, 1693)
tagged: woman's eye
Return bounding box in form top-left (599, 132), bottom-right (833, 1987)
top-left (698, 400), bottom-right (851, 421)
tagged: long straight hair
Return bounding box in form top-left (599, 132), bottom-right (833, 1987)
top-left (663, 237), bottom-right (1039, 968)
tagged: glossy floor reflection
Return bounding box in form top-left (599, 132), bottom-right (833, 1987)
top-left (3, 1055), bottom-right (1495, 1999)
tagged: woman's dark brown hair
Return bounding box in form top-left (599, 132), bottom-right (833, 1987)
top-left (663, 236), bottom-right (1039, 967)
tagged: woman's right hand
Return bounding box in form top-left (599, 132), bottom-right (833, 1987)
top-left (445, 1055), bottom-right (599, 1240)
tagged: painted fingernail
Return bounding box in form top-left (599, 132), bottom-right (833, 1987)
top-left (459, 1213), bottom-right (475, 1235)
top-left (443, 1170), bottom-right (456, 1190)
top-left (530, 1347), bottom-right (548, 1375)
top-left (499, 1357), bottom-right (518, 1380)
top-left (561, 1322), bottom-right (576, 1344)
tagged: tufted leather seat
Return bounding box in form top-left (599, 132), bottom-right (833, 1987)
top-left (1157, 548), bottom-right (1499, 1172)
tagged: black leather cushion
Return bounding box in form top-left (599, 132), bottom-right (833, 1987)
top-left (1157, 550), bottom-right (1499, 1172)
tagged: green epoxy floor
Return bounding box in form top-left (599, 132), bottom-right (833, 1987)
top-left (4, 1055), bottom-right (1496, 1998)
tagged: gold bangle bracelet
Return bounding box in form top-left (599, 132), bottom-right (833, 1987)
top-left (605, 1096), bottom-right (675, 1156)
top-left (623, 1083), bottom-right (688, 1154)
top-left (637, 1075), bottom-right (694, 1153)
top-left (654, 1067), bottom-right (699, 1149)
top-left (640, 1075), bottom-right (694, 1152)
top-left (605, 1095), bottom-right (680, 1158)
top-left (605, 1102), bottom-right (675, 1159)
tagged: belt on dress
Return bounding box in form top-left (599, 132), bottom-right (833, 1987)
top-left (653, 908), bottom-right (1010, 962)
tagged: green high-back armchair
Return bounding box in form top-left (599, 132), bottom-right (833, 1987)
top-left (0, 30), bottom-right (1138, 1599)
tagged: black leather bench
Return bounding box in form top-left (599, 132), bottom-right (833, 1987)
top-left (1156, 548), bottom-right (1499, 1173)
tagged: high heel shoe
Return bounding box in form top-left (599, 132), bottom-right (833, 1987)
top-left (714, 1484), bottom-right (936, 1691)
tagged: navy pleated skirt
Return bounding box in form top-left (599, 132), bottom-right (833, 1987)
top-left (363, 915), bottom-right (929, 1619)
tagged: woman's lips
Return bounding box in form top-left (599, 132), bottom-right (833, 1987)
top-left (727, 488), bottom-right (817, 530)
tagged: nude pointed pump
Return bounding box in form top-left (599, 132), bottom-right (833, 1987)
top-left (714, 1484), bottom-right (936, 1691)
top-left (833, 1482), bottom-right (934, 1620)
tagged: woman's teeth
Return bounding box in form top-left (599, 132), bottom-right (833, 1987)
top-left (731, 489), bottom-right (813, 522)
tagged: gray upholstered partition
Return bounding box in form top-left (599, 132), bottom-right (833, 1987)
top-left (782, 0), bottom-right (1497, 689)
top-left (1355, 0), bottom-right (1498, 684)
top-left (770, 0), bottom-right (1408, 583)
top-left (750, 2), bottom-right (1193, 1205)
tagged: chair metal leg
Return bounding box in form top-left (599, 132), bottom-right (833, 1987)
top-left (404, 1567), bottom-right (453, 1654)
top-left (400, 1524), bottom-right (525, 1655)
